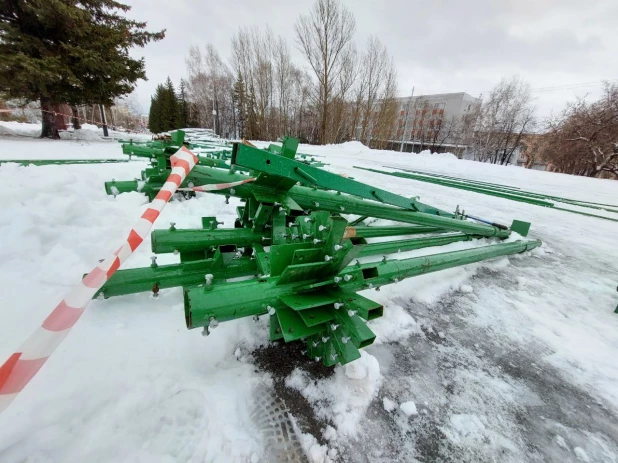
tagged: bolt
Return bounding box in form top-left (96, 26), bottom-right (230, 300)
top-left (169, 222), bottom-right (176, 231)
top-left (322, 336), bottom-right (330, 343)
top-left (201, 327), bottom-right (209, 337)
top-left (392, 277), bottom-right (399, 283)
top-left (344, 274), bottom-right (353, 281)
top-left (341, 336), bottom-right (351, 344)
top-left (302, 234), bottom-right (312, 240)
top-left (188, 182), bottom-right (194, 188)
top-left (324, 255), bottom-right (333, 261)
top-left (292, 234), bottom-right (299, 240)
top-left (313, 239), bottom-right (323, 245)
top-left (312, 341), bottom-right (319, 347)
top-left (230, 188), bottom-right (236, 194)
top-left (333, 276), bottom-right (342, 283)
top-left (314, 201), bottom-right (320, 207)
top-left (347, 309), bottom-right (358, 317)
top-left (209, 316), bottom-right (218, 328)
top-left (225, 195), bottom-right (230, 204)
top-left (334, 302), bottom-right (344, 310)
top-left (173, 249), bottom-right (179, 255)
top-left (318, 225), bottom-right (328, 232)
top-left (205, 274), bottom-right (213, 286)
top-left (261, 236), bottom-right (271, 241)
top-left (315, 356), bottom-right (321, 362)
top-left (333, 244), bottom-right (343, 251)
top-left (340, 206), bottom-right (345, 211)
top-left (304, 217), bottom-right (314, 223)
top-left (150, 256), bottom-right (158, 268)
top-left (330, 354), bottom-right (337, 361)
top-left (288, 222), bottom-right (298, 227)
top-left (267, 306), bottom-right (276, 316)
top-left (330, 324), bottom-right (339, 331)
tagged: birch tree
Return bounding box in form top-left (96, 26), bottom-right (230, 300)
top-left (295, 0), bottom-right (356, 144)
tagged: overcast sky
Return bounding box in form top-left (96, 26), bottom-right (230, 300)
top-left (123, 0), bottom-right (618, 120)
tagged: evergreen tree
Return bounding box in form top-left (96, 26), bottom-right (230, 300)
top-left (159, 77), bottom-right (178, 132)
top-left (177, 79), bottom-right (189, 129)
top-left (148, 84), bottom-right (165, 134)
top-left (246, 87), bottom-right (259, 140)
top-left (0, 0), bottom-right (164, 138)
top-left (232, 71), bottom-right (246, 138)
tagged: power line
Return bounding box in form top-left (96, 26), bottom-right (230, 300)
top-left (529, 79), bottom-right (618, 93)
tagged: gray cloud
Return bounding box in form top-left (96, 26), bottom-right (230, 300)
top-left (124, 0), bottom-right (618, 119)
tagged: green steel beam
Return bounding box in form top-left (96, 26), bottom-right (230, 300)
top-left (357, 166), bottom-right (618, 223)
top-left (151, 228), bottom-right (268, 254)
top-left (1, 159), bottom-right (131, 166)
top-left (355, 166), bottom-right (554, 207)
top-left (232, 143), bottom-right (454, 217)
top-left (184, 239), bottom-right (540, 365)
top-left (99, 231), bottom-right (478, 299)
top-left (106, 164), bottom-right (513, 238)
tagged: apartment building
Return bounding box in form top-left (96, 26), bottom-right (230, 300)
top-left (389, 92), bottom-right (481, 153)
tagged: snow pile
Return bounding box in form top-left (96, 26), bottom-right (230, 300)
top-left (0, 121), bottom-right (41, 137)
top-left (399, 401), bottom-right (418, 416)
top-left (0, 136), bottom-right (617, 461)
top-left (286, 351), bottom-right (382, 437)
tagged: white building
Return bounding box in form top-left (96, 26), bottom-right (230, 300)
top-left (390, 92), bottom-right (481, 153)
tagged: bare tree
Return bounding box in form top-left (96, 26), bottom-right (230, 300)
top-left (186, 44), bottom-right (234, 136)
top-left (537, 83), bottom-right (618, 177)
top-left (295, 0), bottom-right (356, 144)
top-left (469, 76), bottom-right (536, 164)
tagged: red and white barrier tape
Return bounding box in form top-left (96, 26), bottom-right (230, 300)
top-left (0, 146), bottom-right (199, 415)
top-left (177, 177), bottom-right (256, 192)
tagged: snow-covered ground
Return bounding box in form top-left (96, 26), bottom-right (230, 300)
top-left (0, 124), bottom-right (617, 462)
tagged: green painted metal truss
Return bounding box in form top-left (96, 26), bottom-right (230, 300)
top-left (99, 131), bottom-right (542, 366)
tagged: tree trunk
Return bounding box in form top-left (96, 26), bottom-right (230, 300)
top-left (71, 105), bottom-right (81, 130)
top-left (40, 97), bottom-right (60, 139)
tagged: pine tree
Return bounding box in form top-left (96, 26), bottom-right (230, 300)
top-left (177, 79), bottom-right (189, 129)
top-left (0, 0), bottom-right (164, 138)
top-left (232, 71), bottom-right (246, 138)
top-left (159, 77), bottom-right (178, 132)
top-left (246, 87), bottom-right (259, 140)
top-left (148, 85), bottom-right (165, 134)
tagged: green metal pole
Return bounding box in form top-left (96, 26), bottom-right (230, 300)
top-left (184, 239), bottom-right (541, 328)
top-left (357, 166), bottom-right (618, 223)
top-left (151, 228), bottom-right (268, 254)
top-left (0, 159), bottom-right (132, 166)
top-left (100, 233), bottom-right (481, 299)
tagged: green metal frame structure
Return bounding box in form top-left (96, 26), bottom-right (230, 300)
top-left (98, 132), bottom-right (542, 366)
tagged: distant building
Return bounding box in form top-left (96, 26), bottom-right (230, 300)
top-left (385, 92), bottom-right (482, 154)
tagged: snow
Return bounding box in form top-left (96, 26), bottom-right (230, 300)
top-left (0, 120), bottom-right (151, 142)
top-left (1, 133), bottom-right (618, 462)
top-left (399, 401), bottom-right (418, 416)
top-left (382, 397), bottom-right (397, 412)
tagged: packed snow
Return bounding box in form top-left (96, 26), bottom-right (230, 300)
top-left (1, 123), bottom-right (618, 462)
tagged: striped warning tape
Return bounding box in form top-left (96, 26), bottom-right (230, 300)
top-left (0, 146), bottom-right (199, 415)
top-left (177, 177), bottom-right (256, 193)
